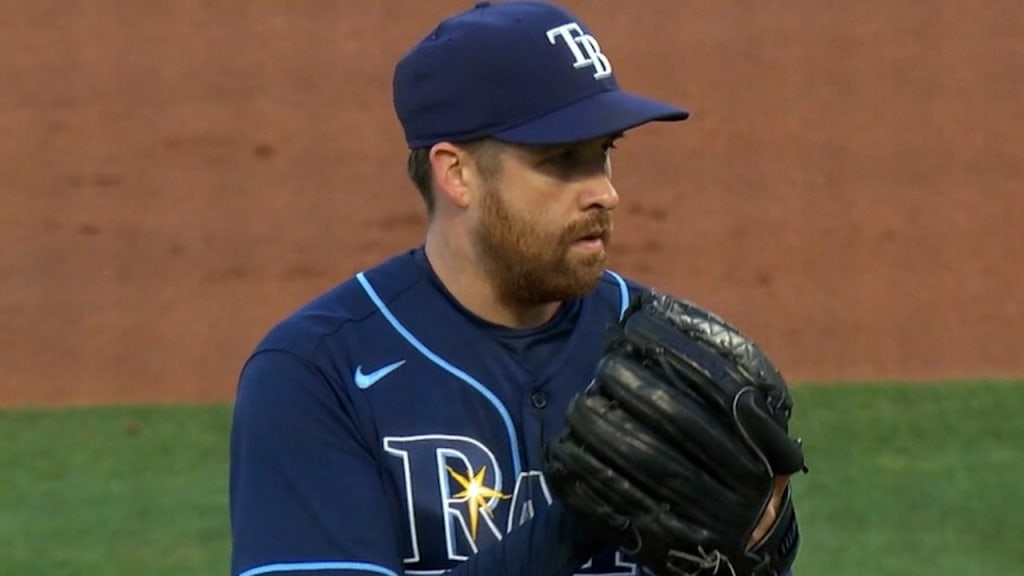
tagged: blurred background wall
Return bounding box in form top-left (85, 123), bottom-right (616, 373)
top-left (2, 0), bottom-right (1022, 407)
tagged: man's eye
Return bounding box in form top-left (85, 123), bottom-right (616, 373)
top-left (546, 149), bottom-right (578, 166)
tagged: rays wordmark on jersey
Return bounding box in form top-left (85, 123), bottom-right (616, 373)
top-left (383, 434), bottom-right (640, 576)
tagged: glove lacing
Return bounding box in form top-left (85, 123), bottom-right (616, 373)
top-left (667, 546), bottom-right (737, 576)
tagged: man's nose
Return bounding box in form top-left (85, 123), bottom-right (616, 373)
top-left (580, 176), bottom-right (619, 212)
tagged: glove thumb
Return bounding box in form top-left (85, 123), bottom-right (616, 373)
top-left (734, 387), bottom-right (807, 476)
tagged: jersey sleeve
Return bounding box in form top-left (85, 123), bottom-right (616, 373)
top-left (229, 349), bottom-right (404, 576)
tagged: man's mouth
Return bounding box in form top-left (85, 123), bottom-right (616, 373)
top-left (577, 228), bottom-right (608, 241)
top-left (573, 230), bottom-right (608, 249)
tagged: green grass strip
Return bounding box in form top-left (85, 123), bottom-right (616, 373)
top-left (0, 404), bottom-right (233, 576)
top-left (787, 380), bottom-right (1024, 575)
top-left (1, 382), bottom-right (1022, 575)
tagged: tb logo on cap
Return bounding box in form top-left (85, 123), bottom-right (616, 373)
top-left (546, 22), bottom-right (612, 80)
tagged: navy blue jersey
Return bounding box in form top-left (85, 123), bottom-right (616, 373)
top-left (230, 246), bottom-right (648, 576)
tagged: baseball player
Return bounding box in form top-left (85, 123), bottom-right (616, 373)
top-left (229, 2), bottom-right (799, 576)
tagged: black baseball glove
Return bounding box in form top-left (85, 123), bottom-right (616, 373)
top-left (544, 290), bottom-right (807, 576)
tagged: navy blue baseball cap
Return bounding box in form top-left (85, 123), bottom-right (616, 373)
top-left (393, 1), bottom-right (689, 149)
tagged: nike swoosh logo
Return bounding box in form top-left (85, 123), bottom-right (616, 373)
top-left (354, 360), bottom-right (406, 389)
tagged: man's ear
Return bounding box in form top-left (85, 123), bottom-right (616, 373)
top-left (429, 142), bottom-right (473, 210)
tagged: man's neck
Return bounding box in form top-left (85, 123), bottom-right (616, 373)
top-left (424, 230), bottom-right (560, 329)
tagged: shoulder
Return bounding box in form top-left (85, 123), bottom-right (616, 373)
top-left (249, 248), bottom-right (431, 362)
top-left (599, 268), bottom-right (649, 295)
top-left (591, 268), bottom-right (649, 317)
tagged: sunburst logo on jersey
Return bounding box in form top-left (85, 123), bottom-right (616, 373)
top-left (446, 464), bottom-right (511, 541)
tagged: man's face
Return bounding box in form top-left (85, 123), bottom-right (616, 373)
top-left (469, 135), bottom-right (622, 306)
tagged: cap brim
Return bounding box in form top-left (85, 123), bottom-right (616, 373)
top-left (492, 90), bottom-right (689, 145)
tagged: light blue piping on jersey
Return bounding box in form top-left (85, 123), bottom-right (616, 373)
top-left (356, 272), bottom-right (524, 479)
top-left (238, 561), bottom-right (398, 576)
top-left (604, 269), bottom-right (631, 320)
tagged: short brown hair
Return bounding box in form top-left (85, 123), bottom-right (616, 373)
top-left (406, 139), bottom-right (504, 217)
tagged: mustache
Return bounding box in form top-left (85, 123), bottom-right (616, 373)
top-left (562, 210), bottom-right (613, 242)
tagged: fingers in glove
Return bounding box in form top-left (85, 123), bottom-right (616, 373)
top-left (748, 476), bottom-right (788, 547)
top-left (745, 482), bottom-right (801, 575)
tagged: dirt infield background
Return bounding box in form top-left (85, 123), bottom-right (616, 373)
top-left (2, 1), bottom-right (1022, 407)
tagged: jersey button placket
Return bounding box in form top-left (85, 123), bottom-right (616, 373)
top-left (530, 391), bottom-right (548, 409)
